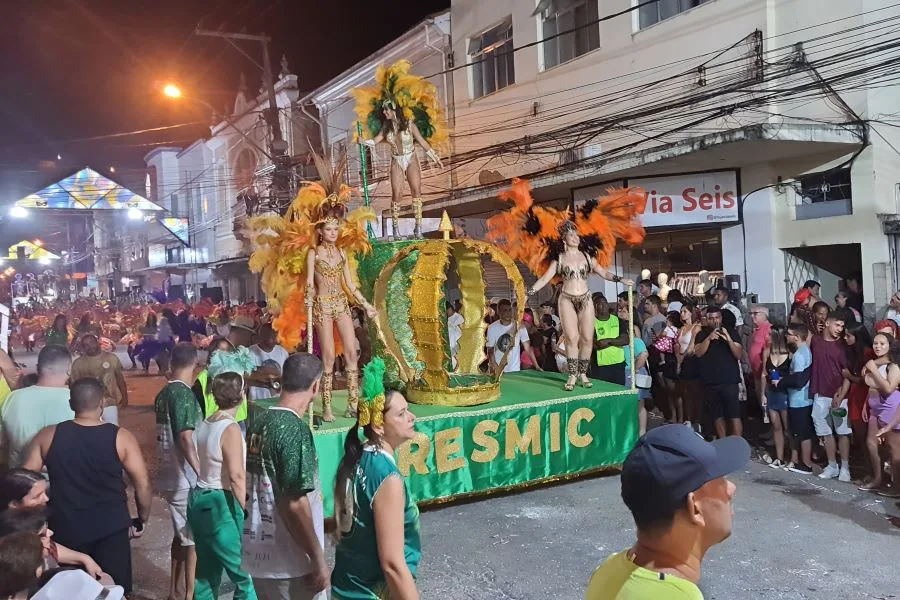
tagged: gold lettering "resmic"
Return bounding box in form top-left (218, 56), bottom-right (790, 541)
top-left (398, 408), bottom-right (595, 476)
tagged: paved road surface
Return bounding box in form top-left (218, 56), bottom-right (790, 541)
top-left (14, 349), bottom-right (900, 599)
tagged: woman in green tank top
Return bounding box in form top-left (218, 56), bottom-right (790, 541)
top-left (331, 358), bottom-right (420, 600)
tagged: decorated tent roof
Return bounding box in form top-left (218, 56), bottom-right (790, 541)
top-left (143, 215), bottom-right (190, 246)
top-left (7, 240), bottom-right (62, 260)
top-left (15, 167), bottom-right (164, 211)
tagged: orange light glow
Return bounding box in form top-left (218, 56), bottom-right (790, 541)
top-left (33, 239), bottom-right (42, 246)
top-left (162, 83), bottom-right (183, 99)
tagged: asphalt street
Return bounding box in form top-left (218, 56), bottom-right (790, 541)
top-left (13, 349), bottom-right (900, 599)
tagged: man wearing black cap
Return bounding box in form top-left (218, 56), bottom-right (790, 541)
top-left (585, 424), bottom-right (749, 599)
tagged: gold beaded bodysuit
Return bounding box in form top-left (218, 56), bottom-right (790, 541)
top-left (313, 252), bottom-right (351, 325)
top-left (385, 128), bottom-right (415, 171)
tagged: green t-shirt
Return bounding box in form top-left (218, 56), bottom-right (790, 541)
top-left (332, 446), bottom-right (422, 599)
top-left (243, 406), bottom-right (323, 579)
top-left (585, 551), bottom-right (704, 599)
top-left (595, 315), bottom-right (625, 366)
top-left (154, 380), bottom-right (200, 491)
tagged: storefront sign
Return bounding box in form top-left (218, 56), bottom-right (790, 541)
top-left (627, 171), bottom-right (738, 227)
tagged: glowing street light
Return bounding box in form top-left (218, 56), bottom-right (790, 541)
top-left (10, 206), bottom-right (27, 218)
top-left (162, 83), bottom-right (183, 99)
top-left (33, 239), bottom-right (42, 247)
top-left (128, 207), bottom-right (143, 220)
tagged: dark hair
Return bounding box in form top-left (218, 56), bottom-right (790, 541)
top-left (646, 295), bottom-right (662, 309)
top-left (162, 309), bottom-right (177, 324)
top-left (721, 308), bottom-right (737, 330)
top-left (0, 469), bottom-right (45, 510)
top-left (811, 301), bottom-right (830, 314)
top-left (665, 311), bottom-right (683, 328)
top-left (592, 292), bottom-right (606, 302)
top-left (0, 532), bottom-right (44, 598)
top-left (787, 322), bottom-right (810, 340)
top-left (872, 332), bottom-right (900, 365)
top-left (0, 506), bottom-right (48, 537)
top-left (146, 313), bottom-right (158, 328)
top-left (36, 345), bottom-right (70, 377)
top-left (51, 314), bottom-right (67, 331)
top-left (706, 306), bottom-right (722, 315)
top-left (667, 289), bottom-right (685, 304)
top-left (617, 291), bottom-right (629, 301)
top-left (211, 372), bottom-right (245, 410)
top-left (803, 279), bottom-right (821, 289)
top-left (524, 307), bottom-right (533, 318)
top-left (497, 299), bottom-right (512, 309)
top-left (170, 342), bottom-right (198, 371)
top-left (825, 309), bottom-right (844, 323)
top-left (844, 323), bottom-right (873, 370)
top-left (281, 353), bottom-right (324, 393)
top-left (623, 491), bottom-right (678, 534)
top-left (333, 388), bottom-right (403, 539)
top-left (540, 301), bottom-right (554, 309)
top-left (541, 314), bottom-right (555, 328)
top-left (69, 377), bottom-right (104, 413)
top-left (638, 279), bottom-right (652, 289)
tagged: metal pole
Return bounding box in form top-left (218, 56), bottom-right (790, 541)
top-left (307, 302), bottom-right (314, 428)
top-left (357, 121), bottom-right (376, 240)
top-left (627, 283), bottom-right (635, 393)
top-left (260, 38), bottom-right (284, 147)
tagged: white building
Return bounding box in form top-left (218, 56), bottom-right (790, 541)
top-left (425, 0), bottom-right (900, 318)
top-left (126, 61), bottom-right (318, 302)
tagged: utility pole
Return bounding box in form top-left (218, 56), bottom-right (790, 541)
top-left (195, 29), bottom-right (291, 212)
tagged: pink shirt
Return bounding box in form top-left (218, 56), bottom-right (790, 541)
top-left (749, 320), bottom-right (771, 375)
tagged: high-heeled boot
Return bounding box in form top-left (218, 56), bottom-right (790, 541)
top-left (564, 358), bottom-right (578, 391)
top-left (578, 359), bottom-right (593, 388)
top-left (412, 198), bottom-right (423, 239)
top-left (322, 371), bottom-right (335, 422)
top-left (346, 369), bottom-right (359, 418)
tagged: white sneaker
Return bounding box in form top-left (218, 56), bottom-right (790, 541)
top-left (768, 459), bottom-right (784, 469)
top-left (838, 468), bottom-right (851, 483)
top-left (783, 461), bottom-right (795, 471)
top-left (683, 421), bottom-right (692, 428)
top-left (818, 464), bottom-right (839, 480)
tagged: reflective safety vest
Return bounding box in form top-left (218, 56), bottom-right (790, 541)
top-left (196, 369), bottom-right (247, 422)
top-left (594, 316), bottom-right (625, 366)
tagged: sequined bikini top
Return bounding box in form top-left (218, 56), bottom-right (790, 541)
top-left (385, 128), bottom-right (414, 156)
top-left (314, 253), bottom-right (344, 297)
top-left (557, 253), bottom-right (591, 281)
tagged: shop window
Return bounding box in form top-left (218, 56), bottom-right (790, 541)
top-left (638, 0), bottom-right (712, 30)
top-left (796, 167), bottom-right (853, 220)
top-left (469, 18), bottom-right (515, 99)
top-left (537, 0), bottom-right (600, 70)
top-left (166, 246), bottom-right (184, 265)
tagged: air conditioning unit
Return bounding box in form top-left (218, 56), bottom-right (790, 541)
top-left (558, 147), bottom-right (583, 165)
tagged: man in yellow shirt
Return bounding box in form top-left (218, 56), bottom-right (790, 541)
top-left (585, 425), bottom-right (749, 599)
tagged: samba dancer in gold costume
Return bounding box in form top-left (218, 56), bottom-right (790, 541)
top-left (353, 60), bottom-right (448, 239)
top-left (248, 151), bottom-right (376, 421)
top-left (307, 205), bottom-right (377, 421)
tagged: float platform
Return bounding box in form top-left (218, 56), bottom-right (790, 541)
top-left (253, 371), bottom-right (638, 516)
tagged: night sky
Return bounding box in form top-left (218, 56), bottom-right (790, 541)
top-left (0, 0), bottom-right (448, 248)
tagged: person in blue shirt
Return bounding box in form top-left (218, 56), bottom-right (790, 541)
top-left (779, 323), bottom-right (814, 474)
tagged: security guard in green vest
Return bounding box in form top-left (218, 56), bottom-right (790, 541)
top-left (592, 292), bottom-right (629, 386)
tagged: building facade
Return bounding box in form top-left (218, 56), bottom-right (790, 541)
top-left (428, 0), bottom-right (900, 317)
top-left (119, 61), bottom-right (318, 302)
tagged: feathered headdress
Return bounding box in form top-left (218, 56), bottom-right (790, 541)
top-left (248, 149), bottom-right (376, 349)
top-left (358, 357), bottom-right (387, 428)
top-left (486, 178), bottom-right (648, 276)
top-left (351, 59), bottom-right (448, 151)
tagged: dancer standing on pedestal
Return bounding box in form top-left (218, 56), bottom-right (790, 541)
top-left (352, 60), bottom-right (448, 239)
top-left (487, 179), bottom-right (646, 391)
top-left (248, 151), bottom-right (376, 422)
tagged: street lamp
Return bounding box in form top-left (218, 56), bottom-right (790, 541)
top-left (128, 207), bottom-right (143, 220)
top-left (10, 206), bottom-right (27, 218)
top-left (162, 83), bottom-right (183, 99)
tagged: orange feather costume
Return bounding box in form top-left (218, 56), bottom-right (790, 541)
top-left (248, 151), bottom-right (375, 350)
top-left (486, 178), bottom-right (648, 277)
